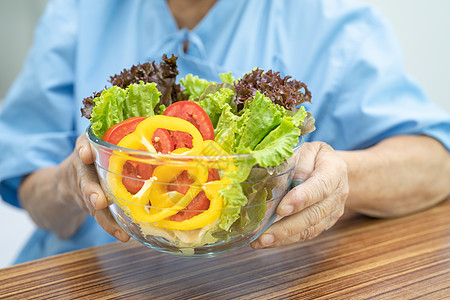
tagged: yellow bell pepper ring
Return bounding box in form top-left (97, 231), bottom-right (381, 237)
top-left (152, 178), bottom-right (231, 230)
top-left (140, 164), bottom-right (209, 222)
top-left (149, 141), bottom-right (235, 230)
top-left (107, 115), bottom-right (206, 220)
top-left (117, 115), bottom-right (204, 151)
top-left (108, 160), bottom-right (209, 223)
top-left (105, 117), bottom-right (236, 230)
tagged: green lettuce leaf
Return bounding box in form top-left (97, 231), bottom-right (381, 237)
top-left (90, 82), bottom-right (161, 138)
top-left (90, 86), bottom-right (126, 138)
top-left (123, 81), bottom-right (161, 119)
top-left (219, 72), bottom-right (235, 84)
top-left (198, 87), bottom-right (235, 128)
top-left (291, 105), bottom-right (308, 127)
top-left (214, 102), bottom-right (250, 154)
top-left (235, 91), bottom-right (283, 153)
top-left (252, 115), bottom-right (301, 167)
top-left (180, 74), bottom-right (213, 100)
top-left (218, 161), bottom-right (254, 230)
top-left (250, 107), bottom-right (306, 166)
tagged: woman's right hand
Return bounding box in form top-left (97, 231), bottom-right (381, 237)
top-left (19, 133), bottom-right (130, 241)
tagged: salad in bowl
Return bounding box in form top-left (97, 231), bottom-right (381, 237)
top-left (83, 55), bottom-right (315, 257)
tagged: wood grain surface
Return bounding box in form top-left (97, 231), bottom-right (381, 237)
top-left (1, 199), bottom-right (449, 300)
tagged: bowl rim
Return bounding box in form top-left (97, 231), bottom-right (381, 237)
top-left (86, 124), bottom-right (303, 160)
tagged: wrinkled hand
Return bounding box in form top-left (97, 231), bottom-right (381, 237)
top-left (59, 133), bottom-right (130, 241)
top-left (251, 142), bottom-right (348, 249)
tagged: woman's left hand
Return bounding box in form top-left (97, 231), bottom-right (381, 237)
top-left (251, 141), bottom-right (349, 249)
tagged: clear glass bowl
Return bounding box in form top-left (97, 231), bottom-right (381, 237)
top-left (87, 126), bottom-right (302, 258)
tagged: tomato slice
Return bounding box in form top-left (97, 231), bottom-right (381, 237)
top-left (170, 131), bottom-right (193, 149)
top-left (207, 168), bottom-right (220, 182)
top-left (166, 168), bottom-right (219, 221)
top-left (99, 117), bottom-right (147, 176)
top-left (163, 101), bottom-right (215, 149)
top-left (169, 191), bottom-right (210, 222)
top-left (103, 117), bottom-right (174, 154)
top-left (103, 117), bottom-right (176, 193)
top-left (122, 159), bottom-right (155, 194)
top-left (167, 170), bottom-right (193, 195)
top-left (102, 117), bottom-right (146, 145)
top-left (152, 128), bottom-right (174, 154)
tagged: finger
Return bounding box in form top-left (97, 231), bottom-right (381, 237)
top-left (254, 211), bottom-right (339, 249)
top-left (268, 195), bottom-right (337, 244)
top-left (76, 133), bottom-right (95, 165)
top-left (94, 208), bottom-right (130, 242)
top-left (72, 134), bottom-right (109, 211)
top-left (251, 201), bottom-right (344, 249)
top-left (77, 162), bottom-right (109, 211)
top-left (278, 144), bottom-right (347, 217)
top-left (292, 142), bottom-right (321, 181)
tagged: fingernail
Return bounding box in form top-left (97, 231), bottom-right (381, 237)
top-left (280, 205), bottom-right (294, 216)
top-left (260, 234), bottom-right (274, 247)
top-left (79, 146), bottom-right (84, 159)
top-left (90, 193), bottom-right (98, 207)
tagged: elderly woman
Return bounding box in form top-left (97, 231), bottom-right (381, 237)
top-left (1, 0), bottom-right (449, 263)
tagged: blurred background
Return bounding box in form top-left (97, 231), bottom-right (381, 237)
top-left (0, 0), bottom-right (449, 268)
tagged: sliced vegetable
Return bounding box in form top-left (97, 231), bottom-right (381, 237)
top-left (152, 128), bottom-right (174, 154)
top-left (102, 116), bottom-right (175, 193)
top-left (107, 115), bottom-right (202, 194)
top-left (147, 141), bottom-right (233, 230)
top-left (169, 131), bottom-right (194, 149)
top-left (121, 160), bottom-right (155, 194)
top-left (163, 101), bottom-right (215, 141)
top-left (102, 117), bottom-right (146, 144)
top-left (169, 191), bottom-right (211, 222)
top-left (117, 115), bottom-right (203, 152)
top-left (153, 179), bottom-right (228, 231)
top-left (168, 169), bottom-right (220, 222)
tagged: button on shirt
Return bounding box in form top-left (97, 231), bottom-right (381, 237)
top-left (1, 0), bottom-right (449, 264)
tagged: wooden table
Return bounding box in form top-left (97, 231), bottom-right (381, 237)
top-left (1, 199), bottom-right (449, 299)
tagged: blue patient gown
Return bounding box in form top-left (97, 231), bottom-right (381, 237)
top-left (1, 0), bottom-right (449, 264)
